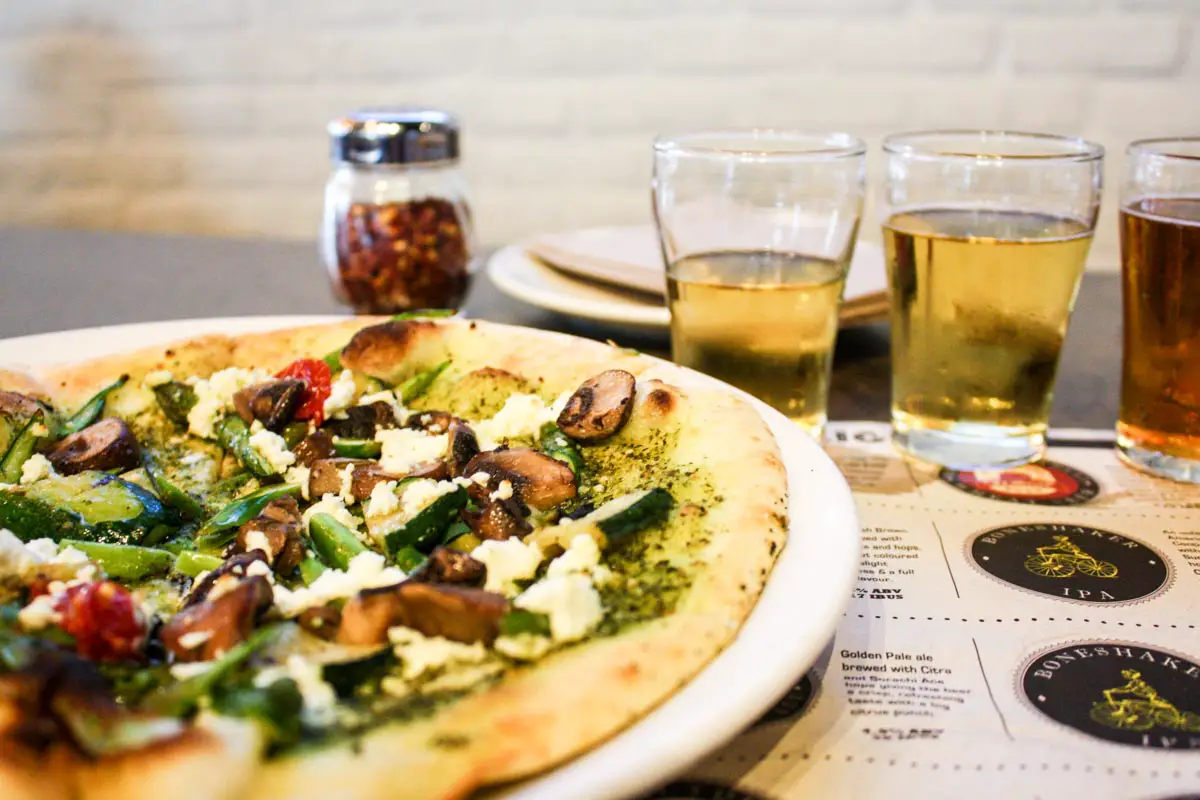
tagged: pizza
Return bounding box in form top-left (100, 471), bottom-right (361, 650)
top-left (0, 316), bottom-right (787, 800)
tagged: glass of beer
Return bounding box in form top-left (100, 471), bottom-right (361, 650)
top-left (1117, 138), bottom-right (1200, 483)
top-left (881, 130), bottom-right (1103, 469)
top-left (652, 130), bottom-right (866, 439)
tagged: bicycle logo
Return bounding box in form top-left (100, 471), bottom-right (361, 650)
top-left (1090, 670), bottom-right (1200, 733)
top-left (969, 524), bottom-right (1169, 605)
top-left (1024, 535), bottom-right (1118, 580)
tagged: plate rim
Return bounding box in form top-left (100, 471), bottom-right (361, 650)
top-left (0, 315), bottom-right (860, 800)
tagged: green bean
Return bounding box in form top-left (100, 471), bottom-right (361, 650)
top-left (280, 421), bottom-right (309, 450)
top-left (152, 382), bottom-right (197, 428)
top-left (391, 309), bottom-right (455, 320)
top-left (308, 513), bottom-right (366, 571)
top-left (194, 482), bottom-right (301, 551)
top-left (298, 553), bottom-right (327, 585)
top-left (499, 609), bottom-right (551, 638)
top-left (59, 540), bottom-right (173, 581)
top-left (174, 550), bottom-right (223, 578)
top-left (145, 467), bottom-right (204, 520)
top-left (392, 545), bottom-right (427, 574)
top-left (538, 423), bottom-right (586, 476)
top-left (332, 438), bottom-right (381, 459)
top-left (0, 410), bottom-right (44, 484)
top-left (61, 376), bottom-right (128, 436)
top-left (144, 624), bottom-right (283, 717)
top-left (215, 415), bottom-right (276, 477)
top-left (399, 360), bottom-right (450, 404)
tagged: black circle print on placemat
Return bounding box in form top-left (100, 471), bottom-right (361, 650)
top-left (970, 524), bottom-right (1169, 604)
top-left (754, 673), bottom-right (816, 726)
top-left (1021, 642), bottom-right (1200, 750)
top-left (645, 781), bottom-right (771, 800)
top-left (941, 461), bottom-right (1099, 506)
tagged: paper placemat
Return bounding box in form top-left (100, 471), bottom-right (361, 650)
top-left (642, 422), bottom-right (1200, 800)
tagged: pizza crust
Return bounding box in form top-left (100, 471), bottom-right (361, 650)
top-left (0, 318), bottom-right (788, 800)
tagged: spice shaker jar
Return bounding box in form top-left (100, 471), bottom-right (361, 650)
top-left (322, 107), bottom-right (474, 314)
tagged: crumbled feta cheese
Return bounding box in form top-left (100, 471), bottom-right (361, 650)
top-left (365, 480), bottom-right (400, 519)
top-left (143, 369), bottom-right (174, 387)
top-left (474, 393), bottom-right (552, 447)
top-left (170, 661), bottom-right (216, 681)
top-left (54, 545), bottom-right (89, 567)
top-left (186, 367), bottom-right (271, 439)
top-left (515, 574), bottom-right (603, 643)
top-left (389, 626), bottom-right (488, 680)
top-left (495, 634), bottom-right (553, 662)
top-left (473, 538), bottom-right (544, 597)
top-left (206, 573), bottom-right (241, 602)
top-left (548, 390), bottom-right (573, 419)
top-left (177, 630), bottom-right (213, 650)
top-left (285, 465), bottom-right (312, 500)
top-left (248, 428), bottom-right (295, 474)
top-left (19, 454), bottom-right (54, 485)
top-left (400, 479), bottom-right (459, 518)
top-left (17, 594), bottom-right (60, 630)
top-left (243, 530), bottom-right (273, 562)
top-left (375, 428), bottom-right (448, 474)
top-left (254, 655), bottom-right (337, 727)
top-left (546, 533), bottom-right (610, 584)
top-left (338, 463), bottom-right (357, 505)
top-left (0, 530), bottom-right (47, 578)
top-left (423, 661), bottom-right (505, 693)
top-left (489, 480), bottom-right (514, 502)
top-left (323, 370), bottom-right (358, 417)
top-left (302, 494), bottom-right (361, 532)
top-left (246, 560), bottom-right (273, 579)
top-left (272, 550), bottom-right (404, 616)
top-left (470, 471), bottom-right (490, 486)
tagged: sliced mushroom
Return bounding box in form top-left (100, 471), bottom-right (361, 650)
top-left (292, 429), bottom-right (335, 467)
top-left (349, 462), bottom-right (405, 500)
top-left (309, 457), bottom-right (369, 498)
top-left (407, 410), bottom-right (455, 435)
top-left (160, 576), bottom-right (273, 662)
top-left (0, 389), bottom-right (44, 421)
top-left (232, 379), bottom-right (305, 431)
top-left (401, 460), bottom-right (451, 483)
top-left (234, 495), bottom-right (304, 574)
top-left (323, 402), bottom-right (397, 439)
top-left (338, 321), bottom-right (447, 384)
top-left (461, 497), bottom-right (531, 541)
top-left (186, 551), bottom-right (269, 607)
top-left (408, 547), bottom-right (486, 586)
top-left (337, 581), bottom-right (509, 646)
top-left (296, 605), bottom-right (342, 642)
top-left (45, 418), bottom-right (140, 475)
top-left (557, 369), bottom-right (636, 443)
top-left (447, 420), bottom-right (479, 477)
top-left (463, 448), bottom-right (577, 510)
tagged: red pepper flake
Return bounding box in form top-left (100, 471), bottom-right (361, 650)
top-left (277, 358), bottom-right (333, 426)
top-left (333, 198), bottom-right (471, 314)
top-left (56, 581), bottom-right (145, 662)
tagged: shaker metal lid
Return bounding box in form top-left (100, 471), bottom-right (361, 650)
top-left (328, 107), bottom-right (460, 165)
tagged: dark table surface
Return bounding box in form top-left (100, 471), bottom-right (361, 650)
top-left (0, 227), bottom-right (1122, 430)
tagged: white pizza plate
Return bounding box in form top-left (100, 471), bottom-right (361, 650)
top-left (0, 316), bottom-right (860, 800)
top-left (487, 235), bottom-right (888, 336)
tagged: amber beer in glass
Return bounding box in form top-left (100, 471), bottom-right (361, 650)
top-left (881, 131), bottom-right (1103, 469)
top-left (652, 131), bottom-right (866, 439)
top-left (1117, 138), bottom-right (1200, 482)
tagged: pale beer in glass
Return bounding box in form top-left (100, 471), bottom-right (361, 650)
top-left (881, 131), bottom-right (1103, 469)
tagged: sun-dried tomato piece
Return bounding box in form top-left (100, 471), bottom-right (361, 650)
top-left (55, 581), bottom-right (145, 662)
top-left (276, 358), bottom-right (333, 426)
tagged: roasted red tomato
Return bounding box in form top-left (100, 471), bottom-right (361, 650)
top-left (276, 358), bottom-right (333, 426)
top-left (56, 581), bottom-right (145, 662)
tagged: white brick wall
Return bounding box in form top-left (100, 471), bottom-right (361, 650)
top-left (1, 0), bottom-right (1198, 268)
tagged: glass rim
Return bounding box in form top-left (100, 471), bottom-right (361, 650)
top-left (1127, 137), bottom-right (1200, 162)
top-left (653, 129), bottom-right (867, 161)
top-left (882, 129), bottom-right (1104, 162)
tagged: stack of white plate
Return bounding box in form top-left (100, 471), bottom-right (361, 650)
top-left (487, 225), bottom-right (889, 336)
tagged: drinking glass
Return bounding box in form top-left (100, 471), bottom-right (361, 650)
top-left (651, 130), bottom-right (866, 439)
top-left (881, 130), bottom-right (1103, 469)
top-left (1117, 138), bottom-right (1200, 483)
